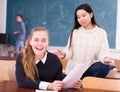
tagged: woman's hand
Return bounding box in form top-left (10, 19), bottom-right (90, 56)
top-left (103, 56), bottom-right (114, 65)
top-left (54, 50), bottom-right (66, 59)
top-left (47, 81), bottom-right (64, 91)
top-left (73, 80), bottom-right (82, 89)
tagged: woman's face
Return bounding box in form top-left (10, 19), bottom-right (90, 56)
top-left (29, 31), bottom-right (49, 58)
top-left (76, 9), bottom-right (93, 28)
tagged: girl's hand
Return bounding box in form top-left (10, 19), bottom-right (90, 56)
top-left (47, 81), bottom-right (64, 91)
top-left (54, 50), bottom-right (66, 59)
top-left (73, 80), bottom-right (82, 89)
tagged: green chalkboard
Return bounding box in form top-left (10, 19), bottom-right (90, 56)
top-left (6, 0), bottom-right (117, 48)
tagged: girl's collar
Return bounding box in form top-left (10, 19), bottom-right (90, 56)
top-left (35, 52), bottom-right (48, 64)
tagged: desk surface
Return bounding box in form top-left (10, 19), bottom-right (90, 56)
top-left (106, 69), bottom-right (120, 79)
top-left (0, 81), bottom-right (116, 92)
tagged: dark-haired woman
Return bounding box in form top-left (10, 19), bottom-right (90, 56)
top-left (54, 3), bottom-right (113, 79)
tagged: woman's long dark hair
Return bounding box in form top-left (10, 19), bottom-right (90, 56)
top-left (68, 3), bottom-right (99, 48)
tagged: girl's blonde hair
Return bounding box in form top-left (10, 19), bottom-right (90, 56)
top-left (22, 27), bottom-right (49, 81)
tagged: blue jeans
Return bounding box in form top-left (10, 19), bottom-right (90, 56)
top-left (81, 62), bottom-right (111, 79)
top-left (15, 40), bottom-right (24, 52)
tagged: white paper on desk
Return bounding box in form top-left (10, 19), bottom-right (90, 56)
top-left (35, 89), bottom-right (58, 92)
top-left (62, 60), bottom-right (92, 88)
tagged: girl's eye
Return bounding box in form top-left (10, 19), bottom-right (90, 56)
top-left (77, 16), bottom-right (80, 19)
top-left (32, 38), bottom-right (48, 42)
top-left (41, 39), bottom-right (47, 42)
top-left (82, 14), bottom-right (86, 17)
top-left (34, 38), bottom-right (39, 42)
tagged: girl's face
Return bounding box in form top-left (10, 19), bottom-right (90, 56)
top-left (76, 9), bottom-right (93, 29)
top-left (29, 31), bottom-right (49, 59)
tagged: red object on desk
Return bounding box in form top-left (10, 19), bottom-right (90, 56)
top-left (0, 56), bottom-right (15, 60)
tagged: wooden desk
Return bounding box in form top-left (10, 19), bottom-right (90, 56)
top-left (0, 81), bottom-right (34, 92)
top-left (106, 69), bottom-right (120, 79)
top-left (0, 81), bottom-right (117, 92)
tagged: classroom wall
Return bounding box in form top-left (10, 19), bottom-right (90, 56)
top-left (6, 0), bottom-right (117, 48)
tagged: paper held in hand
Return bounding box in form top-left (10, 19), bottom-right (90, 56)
top-left (36, 89), bottom-right (58, 92)
top-left (62, 60), bottom-right (92, 88)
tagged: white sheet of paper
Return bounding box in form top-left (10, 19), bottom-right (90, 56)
top-left (35, 89), bottom-right (58, 92)
top-left (62, 60), bottom-right (92, 88)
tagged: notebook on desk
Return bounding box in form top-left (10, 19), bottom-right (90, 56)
top-left (114, 59), bottom-right (120, 72)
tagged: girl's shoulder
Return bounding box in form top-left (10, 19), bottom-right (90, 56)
top-left (47, 51), bottom-right (60, 60)
top-left (47, 51), bottom-right (62, 65)
top-left (95, 26), bottom-right (108, 37)
top-left (16, 53), bottom-right (23, 65)
top-left (72, 27), bottom-right (83, 34)
top-left (97, 26), bottom-right (107, 34)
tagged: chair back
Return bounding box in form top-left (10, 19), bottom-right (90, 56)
top-left (82, 76), bottom-right (120, 91)
top-left (114, 59), bottom-right (120, 72)
top-left (60, 59), bottom-right (68, 71)
top-left (0, 60), bottom-right (16, 81)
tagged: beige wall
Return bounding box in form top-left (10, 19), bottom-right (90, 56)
top-left (0, 0), bottom-right (7, 33)
top-left (116, 0), bottom-right (120, 49)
